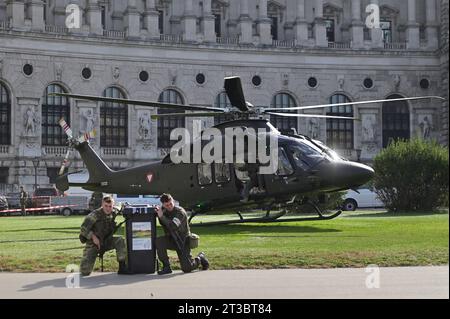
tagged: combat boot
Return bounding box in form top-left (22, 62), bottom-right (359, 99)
top-left (117, 261), bottom-right (132, 275)
top-left (157, 264), bottom-right (173, 275)
top-left (197, 252), bottom-right (209, 270)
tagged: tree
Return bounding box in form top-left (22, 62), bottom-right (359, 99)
top-left (373, 139), bottom-right (448, 212)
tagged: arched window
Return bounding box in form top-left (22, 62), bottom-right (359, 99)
top-left (326, 94), bottom-right (354, 149)
top-left (214, 92), bottom-right (234, 125)
top-left (382, 94), bottom-right (410, 148)
top-left (270, 93), bottom-right (298, 135)
top-left (100, 87), bottom-right (128, 147)
top-left (158, 89), bottom-right (185, 148)
top-left (0, 82), bottom-right (11, 145)
top-left (42, 84), bottom-right (70, 146)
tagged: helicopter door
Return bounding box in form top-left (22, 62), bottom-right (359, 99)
top-left (263, 146), bottom-right (296, 195)
top-left (233, 163), bottom-right (266, 199)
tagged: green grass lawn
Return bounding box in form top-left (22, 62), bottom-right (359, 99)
top-left (0, 210), bottom-right (448, 272)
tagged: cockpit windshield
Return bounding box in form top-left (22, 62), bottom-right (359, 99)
top-left (289, 140), bottom-right (326, 169)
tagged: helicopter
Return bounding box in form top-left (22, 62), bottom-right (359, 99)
top-left (50, 77), bottom-right (444, 225)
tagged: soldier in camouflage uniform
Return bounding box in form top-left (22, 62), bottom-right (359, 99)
top-left (79, 195), bottom-right (129, 276)
top-left (155, 193), bottom-right (209, 275)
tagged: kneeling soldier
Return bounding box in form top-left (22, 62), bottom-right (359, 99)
top-left (79, 195), bottom-right (129, 276)
top-left (156, 193), bottom-right (209, 275)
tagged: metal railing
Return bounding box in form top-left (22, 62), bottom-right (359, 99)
top-left (45, 25), bottom-right (69, 34)
top-left (0, 20), bottom-right (10, 30)
top-left (384, 42), bottom-right (407, 50)
top-left (272, 39), bottom-right (297, 48)
top-left (44, 146), bottom-right (68, 157)
top-left (160, 34), bottom-right (183, 43)
top-left (216, 37), bottom-right (240, 45)
top-left (103, 30), bottom-right (126, 39)
top-left (0, 145), bottom-right (9, 154)
top-left (101, 148), bottom-right (128, 156)
top-left (328, 42), bottom-right (351, 49)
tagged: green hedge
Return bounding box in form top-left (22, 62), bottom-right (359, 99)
top-left (373, 139), bottom-right (449, 212)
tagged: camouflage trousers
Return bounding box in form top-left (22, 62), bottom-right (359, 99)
top-left (156, 235), bottom-right (200, 273)
top-left (80, 236), bottom-right (126, 276)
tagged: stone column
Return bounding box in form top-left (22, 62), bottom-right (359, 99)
top-left (145, 0), bottom-right (160, 38)
top-left (124, 0), bottom-right (140, 38)
top-left (29, 0), bottom-right (44, 31)
top-left (313, 0), bottom-right (327, 47)
top-left (294, 0), bottom-right (308, 45)
top-left (87, 0), bottom-right (102, 35)
top-left (370, 0), bottom-right (383, 48)
top-left (202, 0), bottom-right (216, 42)
top-left (238, 0), bottom-right (253, 44)
top-left (7, 0), bottom-right (25, 29)
top-left (425, 0), bottom-right (438, 49)
top-left (182, 0), bottom-right (197, 42)
top-left (257, 0), bottom-right (271, 45)
top-left (350, 0), bottom-right (364, 48)
top-left (406, 0), bottom-right (420, 49)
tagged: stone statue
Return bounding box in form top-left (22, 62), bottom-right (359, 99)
top-left (113, 66), bottom-right (120, 80)
top-left (362, 114), bottom-right (376, 142)
top-left (55, 62), bottom-right (63, 81)
top-left (393, 74), bottom-right (401, 90)
top-left (24, 107), bottom-right (39, 136)
top-left (308, 118), bottom-right (320, 139)
top-left (81, 108), bottom-right (95, 133)
top-left (338, 76), bottom-right (345, 90)
top-left (419, 115), bottom-right (433, 140)
top-left (138, 112), bottom-right (152, 140)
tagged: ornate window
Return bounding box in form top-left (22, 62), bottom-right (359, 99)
top-left (270, 93), bottom-right (298, 135)
top-left (0, 82), bottom-right (11, 145)
top-left (382, 94), bottom-right (410, 148)
top-left (158, 89), bottom-right (185, 148)
top-left (268, 1), bottom-right (284, 40)
top-left (214, 92), bottom-right (234, 125)
top-left (323, 3), bottom-right (342, 42)
top-left (42, 84), bottom-right (70, 146)
top-left (326, 94), bottom-right (354, 149)
top-left (100, 87), bottom-right (128, 147)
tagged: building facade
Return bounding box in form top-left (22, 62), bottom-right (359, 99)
top-left (0, 0), bottom-right (447, 192)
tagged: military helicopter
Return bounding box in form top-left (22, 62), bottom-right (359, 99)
top-left (50, 77), bottom-right (443, 225)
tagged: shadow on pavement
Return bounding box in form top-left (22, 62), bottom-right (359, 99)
top-left (19, 271), bottom-right (189, 291)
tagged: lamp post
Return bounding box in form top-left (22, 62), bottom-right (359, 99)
top-left (32, 157), bottom-right (40, 191)
top-left (356, 149), bottom-right (362, 162)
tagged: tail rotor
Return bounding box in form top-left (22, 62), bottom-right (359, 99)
top-left (58, 118), bottom-right (96, 176)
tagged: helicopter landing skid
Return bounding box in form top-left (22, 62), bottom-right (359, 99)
top-left (189, 201), bottom-right (342, 226)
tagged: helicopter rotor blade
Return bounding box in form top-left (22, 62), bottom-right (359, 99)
top-left (58, 118), bottom-right (73, 139)
top-left (59, 149), bottom-right (71, 175)
top-left (264, 96), bottom-right (445, 112)
top-left (77, 129), bottom-right (97, 143)
top-left (49, 93), bottom-right (225, 113)
top-left (264, 112), bottom-right (360, 120)
top-left (224, 76), bottom-right (249, 112)
top-left (151, 112), bottom-right (227, 119)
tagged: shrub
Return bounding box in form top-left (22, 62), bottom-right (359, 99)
top-left (373, 138), bottom-right (449, 212)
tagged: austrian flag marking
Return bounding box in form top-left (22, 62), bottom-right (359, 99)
top-left (146, 172), bottom-right (153, 183)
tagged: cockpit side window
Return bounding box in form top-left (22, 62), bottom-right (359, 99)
top-left (275, 147), bottom-right (294, 176)
top-left (289, 142), bottom-right (325, 169)
top-left (197, 163), bottom-right (213, 185)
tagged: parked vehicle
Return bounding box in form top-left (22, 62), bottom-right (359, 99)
top-left (5, 192), bottom-right (32, 208)
top-left (32, 187), bottom-right (59, 208)
top-left (0, 195), bottom-right (8, 211)
top-left (50, 196), bottom-right (90, 216)
top-left (342, 187), bottom-right (384, 211)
